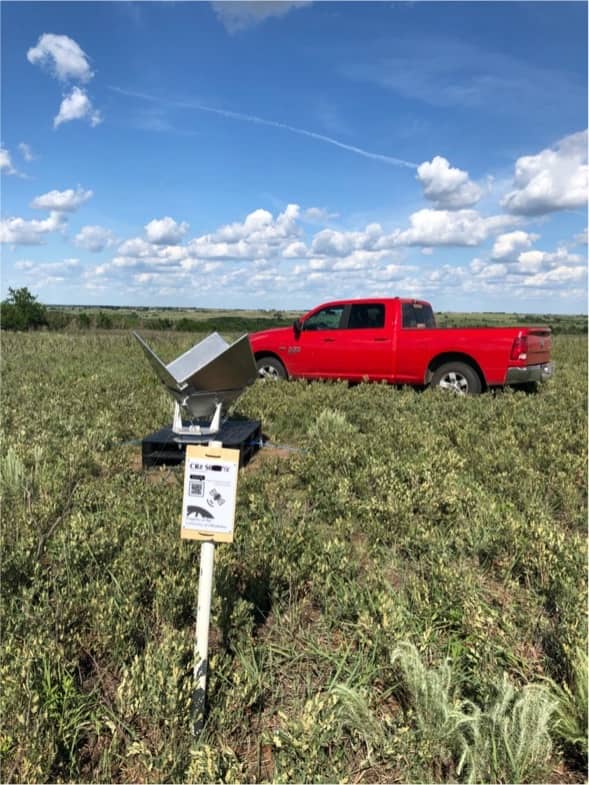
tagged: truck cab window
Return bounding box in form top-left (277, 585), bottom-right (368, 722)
top-left (402, 303), bottom-right (436, 329)
top-left (348, 304), bottom-right (385, 329)
top-left (303, 306), bottom-right (344, 331)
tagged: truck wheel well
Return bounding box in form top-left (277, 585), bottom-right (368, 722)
top-left (254, 352), bottom-right (289, 376)
top-left (255, 350), bottom-right (283, 362)
top-left (426, 353), bottom-right (486, 390)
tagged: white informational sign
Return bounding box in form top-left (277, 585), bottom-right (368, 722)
top-left (181, 444), bottom-right (240, 542)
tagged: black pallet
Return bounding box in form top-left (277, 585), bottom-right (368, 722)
top-left (141, 419), bottom-right (262, 469)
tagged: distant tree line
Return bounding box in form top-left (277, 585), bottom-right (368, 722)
top-left (437, 312), bottom-right (588, 335)
top-left (41, 311), bottom-right (294, 333)
top-left (0, 288), bottom-right (293, 333)
top-left (1, 287), bottom-right (586, 334)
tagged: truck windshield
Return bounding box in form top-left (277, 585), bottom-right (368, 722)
top-left (402, 303), bottom-right (436, 329)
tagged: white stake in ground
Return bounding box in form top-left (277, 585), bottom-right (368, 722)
top-left (193, 538), bottom-right (215, 732)
top-left (180, 441), bottom-right (240, 734)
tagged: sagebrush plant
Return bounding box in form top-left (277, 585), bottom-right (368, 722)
top-left (465, 676), bottom-right (556, 783)
top-left (1, 330), bottom-right (586, 783)
top-left (1, 444), bottom-right (27, 497)
top-left (390, 643), bottom-right (557, 783)
top-left (390, 642), bottom-right (479, 781)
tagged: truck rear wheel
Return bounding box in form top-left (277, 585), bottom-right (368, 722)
top-left (256, 356), bottom-right (287, 381)
top-left (431, 362), bottom-right (481, 395)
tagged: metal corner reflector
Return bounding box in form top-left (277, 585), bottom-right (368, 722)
top-left (133, 331), bottom-right (257, 422)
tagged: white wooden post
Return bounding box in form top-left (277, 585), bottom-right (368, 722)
top-left (192, 538), bottom-right (215, 734)
top-left (192, 438), bottom-right (222, 735)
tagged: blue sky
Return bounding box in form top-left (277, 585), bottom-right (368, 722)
top-left (1, 1), bottom-right (587, 313)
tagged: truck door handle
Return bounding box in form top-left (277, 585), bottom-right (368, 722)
top-left (374, 338), bottom-right (387, 342)
top-left (323, 338), bottom-right (335, 343)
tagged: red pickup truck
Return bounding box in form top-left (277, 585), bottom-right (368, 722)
top-left (248, 298), bottom-right (554, 394)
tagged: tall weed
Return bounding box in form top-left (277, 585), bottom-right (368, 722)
top-left (547, 646), bottom-right (588, 764)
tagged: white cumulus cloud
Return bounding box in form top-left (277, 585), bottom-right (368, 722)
top-left (0, 211), bottom-right (66, 245)
top-left (188, 204), bottom-right (302, 259)
top-left (0, 147), bottom-right (18, 175)
top-left (30, 186), bottom-right (93, 212)
top-left (14, 257), bottom-right (81, 287)
top-left (16, 258), bottom-right (80, 274)
top-left (74, 225), bottom-right (116, 252)
top-left (469, 242), bottom-right (585, 296)
top-left (523, 265), bottom-right (586, 288)
top-left (145, 216), bottom-right (189, 245)
top-left (303, 206), bottom-right (339, 223)
top-left (211, 1), bottom-right (311, 33)
top-left (491, 230), bottom-right (539, 261)
top-left (311, 223), bottom-right (383, 257)
top-left (283, 241), bottom-right (308, 258)
top-left (393, 208), bottom-right (516, 247)
top-left (501, 130), bottom-right (588, 216)
top-left (27, 33), bottom-right (94, 82)
top-left (116, 238), bottom-right (155, 258)
top-left (213, 208), bottom-right (273, 242)
top-left (416, 156), bottom-right (483, 209)
top-left (54, 87), bottom-right (102, 128)
top-left (83, 196), bottom-right (588, 307)
top-left (331, 249), bottom-right (393, 271)
top-left (514, 247), bottom-right (583, 274)
top-left (213, 204), bottom-right (300, 244)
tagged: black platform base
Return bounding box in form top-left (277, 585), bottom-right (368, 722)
top-left (141, 419), bottom-right (262, 469)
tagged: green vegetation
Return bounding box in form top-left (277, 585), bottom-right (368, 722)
top-left (1, 328), bottom-right (587, 783)
top-left (1, 287), bottom-right (48, 331)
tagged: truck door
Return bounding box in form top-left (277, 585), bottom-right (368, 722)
top-left (294, 304), bottom-right (346, 378)
top-left (394, 301), bottom-right (437, 382)
top-left (337, 302), bottom-right (394, 380)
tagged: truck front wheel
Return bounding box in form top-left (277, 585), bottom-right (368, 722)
top-left (431, 362), bottom-right (481, 395)
top-left (256, 356), bottom-right (287, 381)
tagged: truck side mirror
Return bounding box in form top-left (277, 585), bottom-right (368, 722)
top-left (293, 318), bottom-right (302, 337)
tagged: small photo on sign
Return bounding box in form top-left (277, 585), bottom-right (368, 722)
top-left (207, 488), bottom-right (225, 507)
top-left (189, 474), bottom-right (205, 497)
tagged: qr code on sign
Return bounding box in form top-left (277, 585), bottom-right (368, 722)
top-left (189, 476), bottom-right (205, 496)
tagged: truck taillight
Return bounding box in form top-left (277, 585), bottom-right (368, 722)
top-left (510, 334), bottom-right (528, 361)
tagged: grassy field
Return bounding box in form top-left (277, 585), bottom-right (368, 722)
top-left (1, 328), bottom-right (587, 783)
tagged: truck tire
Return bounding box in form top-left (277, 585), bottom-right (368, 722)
top-left (431, 362), bottom-right (482, 395)
top-left (256, 356), bottom-right (287, 381)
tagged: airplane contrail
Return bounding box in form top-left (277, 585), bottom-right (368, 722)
top-left (110, 86), bottom-right (418, 169)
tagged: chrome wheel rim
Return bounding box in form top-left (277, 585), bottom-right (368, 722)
top-left (438, 371), bottom-right (469, 395)
top-left (258, 364), bottom-right (281, 381)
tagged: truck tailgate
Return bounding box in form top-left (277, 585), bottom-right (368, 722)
top-left (527, 328), bottom-right (552, 365)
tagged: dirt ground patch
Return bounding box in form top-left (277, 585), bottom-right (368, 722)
top-left (243, 444), bottom-right (294, 472)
